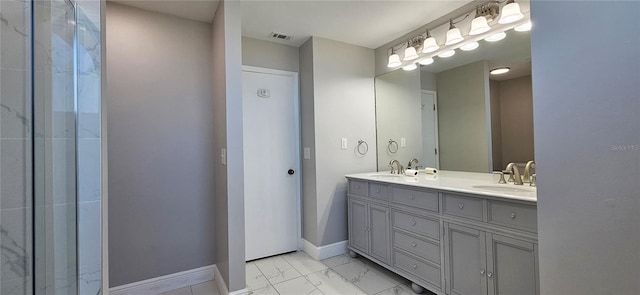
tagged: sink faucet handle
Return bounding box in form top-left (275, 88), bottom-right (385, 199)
top-left (388, 164), bottom-right (395, 174)
top-left (530, 174), bottom-right (537, 187)
top-left (493, 171), bottom-right (507, 184)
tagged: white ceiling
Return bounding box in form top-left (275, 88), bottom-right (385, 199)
top-left (110, 0), bottom-right (220, 22)
top-left (110, 0), bottom-right (474, 49)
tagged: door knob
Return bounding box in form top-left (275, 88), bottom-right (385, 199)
top-left (288, 169), bottom-right (295, 175)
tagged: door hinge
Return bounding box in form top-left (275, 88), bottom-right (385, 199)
top-left (435, 148), bottom-right (438, 155)
top-left (433, 104), bottom-right (436, 111)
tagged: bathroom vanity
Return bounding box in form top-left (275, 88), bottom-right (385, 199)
top-left (345, 171), bottom-right (538, 295)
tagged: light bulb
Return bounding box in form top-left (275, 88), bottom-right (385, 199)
top-left (485, 32), bottom-right (507, 42)
top-left (404, 46), bottom-right (419, 61)
top-left (499, 1), bottom-right (524, 24)
top-left (387, 53), bottom-right (401, 68)
top-left (438, 50), bottom-right (455, 58)
top-left (403, 63), bottom-right (418, 71)
top-left (469, 16), bottom-right (491, 35)
top-left (445, 27), bottom-right (464, 46)
top-left (460, 42), bottom-right (479, 51)
top-left (422, 37), bottom-right (439, 53)
top-left (490, 67), bottom-right (510, 75)
top-left (515, 21), bottom-right (532, 32)
top-left (418, 58), bottom-right (434, 65)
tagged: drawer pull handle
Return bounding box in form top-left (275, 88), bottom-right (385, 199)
top-left (480, 269), bottom-right (485, 276)
top-left (355, 185), bottom-right (360, 189)
top-left (376, 188), bottom-right (380, 193)
top-left (366, 227), bottom-right (370, 232)
top-left (412, 242), bottom-right (417, 247)
top-left (410, 195), bottom-right (415, 200)
top-left (412, 264), bottom-right (417, 269)
top-left (459, 202), bottom-right (464, 210)
top-left (510, 212), bottom-right (516, 219)
top-left (412, 220), bottom-right (417, 226)
top-left (488, 272), bottom-right (493, 278)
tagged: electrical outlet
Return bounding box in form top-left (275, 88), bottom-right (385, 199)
top-left (221, 148), bottom-right (227, 166)
top-left (401, 137), bottom-right (406, 147)
top-left (341, 138), bottom-right (348, 150)
top-left (304, 147), bottom-right (311, 159)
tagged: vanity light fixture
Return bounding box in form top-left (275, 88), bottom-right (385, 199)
top-left (469, 4), bottom-right (498, 35)
top-left (404, 43), bottom-right (419, 61)
top-left (499, 0), bottom-right (524, 24)
top-left (445, 19), bottom-right (464, 46)
top-left (469, 16), bottom-right (491, 35)
top-left (490, 67), bottom-right (510, 75)
top-left (460, 41), bottom-right (480, 51)
top-left (403, 63), bottom-right (418, 71)
top-left (438, 50), bottom-right (456, 58)
top-left (387, 49), bottom-right (401, 68)
top-left (514, 21), bottom-right (532, 32)
top-left (422, 31), bottom-right (440, 53)
top-left (418, 57), bottom-right (434, 65)
top-left (485, 31), bottom-right (507, 42)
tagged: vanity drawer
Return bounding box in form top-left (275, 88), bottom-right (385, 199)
top-left (393, 230), bottom-right (440, 265)
top-left (393, 250), bottom-right (441, 288)
top-left (392, 210), bottom-right (440, 240)
top-left (369, 183), bottom-right (389, 201)
top-left (488, 201), bottom-right (537, 232)
top-left (349, 180), bottom-right (367, 197)
top-left (443, 193), bottom-right (484, 221)
top-left (391, 187), bottom-right (439, 212)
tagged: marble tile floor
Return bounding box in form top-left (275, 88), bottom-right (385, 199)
top-left (160, 251), bottom-right (433, 295)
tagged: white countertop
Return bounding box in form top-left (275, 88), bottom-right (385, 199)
top-left (345, 170), bottom-right (537, 203)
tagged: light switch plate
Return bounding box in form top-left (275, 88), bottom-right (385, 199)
top-left (221, 148), bottom-right (227, 165)
top-left (341, 138), bottom-right (348, 149)
top-left (304, 147), bottom-right (311, 159)
top-left (401, 137), bottom-right (406, 147)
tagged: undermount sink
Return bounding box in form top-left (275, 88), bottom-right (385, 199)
top-left (472, 185), bottom-right (535, 193)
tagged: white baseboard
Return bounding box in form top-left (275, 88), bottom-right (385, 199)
top-left (214, 266), bottom-right (248, 295)
top-left (109, 265), bottom-right (215, 295)
top-left (303, 239), bottom-right (348, 260)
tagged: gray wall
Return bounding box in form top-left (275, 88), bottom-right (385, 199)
top-left (436, 60), bottom-right (492, 172)
top-left (531, 1), bottom-right (640, 294)
top-left (211, 0), bottom-right (246, 291)
top-left (489, 80), bottom-right (502, 170)
top-left (498, 75), bottom-right (534, 167)
top-left (299, 39), bottom-right (319, 246)
top-left (242, 37), bottom-right (299, 72)
top-left (375, 69), bottom-right (422, 169)
top-left (420, 71), bottom-right (437, 91)
top-left (106, 3), bottom-right (215, 287)
top-left (301, 37), bottom-right (377, 246)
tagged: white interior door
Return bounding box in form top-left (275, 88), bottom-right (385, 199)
top-left (421, 90), bottom-right (440, 168)
top-left (243, 68), bottom-right (300, 261)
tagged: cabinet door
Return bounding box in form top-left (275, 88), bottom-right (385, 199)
top-left (486, 234), bottom-right (538, 295)
top-left (445, 223), bottom-right (488, 295)
top-left (369, 203), bottom-right (390, 264)
top-left (348, 198), bottom-right (369, 253)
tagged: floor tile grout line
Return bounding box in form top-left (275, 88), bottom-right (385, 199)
top-left (252, 261), bottom-right (282, 295)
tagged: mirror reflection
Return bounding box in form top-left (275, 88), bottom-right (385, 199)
top-left (375, 30), bottom-right (533, 173)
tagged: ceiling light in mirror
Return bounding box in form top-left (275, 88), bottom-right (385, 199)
top-left (387, 52), bottom-right (401, 68)
top-left (485, 32), bottom-right (507, 42)
top-left (469, 16), bottom-right (491, 35)
top-left (418, 57), bottom-right (434, 65)
top-left (515, 21), bottom-right (532, 32)
top-left (422, 36), bottom-right (439, 53)
top-left (490, 67), bottom-right (510, 75)
top-left (438, 50), bottom-right (456, 58)
top-left (499, 0), bottom-right (524, 24)
top-left (404, 46), bottom-right (419, 61)
top-left (460, 42), bottom-right (479, 51)
top-left (403, 63), bottom-right (418, 71)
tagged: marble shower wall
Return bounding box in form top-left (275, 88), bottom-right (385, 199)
top-left (1, 0), bottom-right (33, 294)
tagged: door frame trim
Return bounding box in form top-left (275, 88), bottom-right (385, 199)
top-left (241, 65), bottom-right (303, 252)
top-left (421, 89), bottom-right (440, 169)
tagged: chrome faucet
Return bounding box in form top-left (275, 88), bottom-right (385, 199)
top-left (505, 162), bottom-right (524, 185)
top-left (523, 160), bottom-right (535, 183)
top-left (407, 158), bottom-right (419, 170)
top-left (389, 159), bottom-right (404, 174)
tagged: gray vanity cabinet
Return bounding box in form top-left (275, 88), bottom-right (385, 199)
top-left (347, 197), bottom-right (391, 264)
top-left (444, 223), bottom-right (538, 295)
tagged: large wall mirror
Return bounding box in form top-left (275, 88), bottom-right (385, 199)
top-left (375, 30), bottom-right (533, 173)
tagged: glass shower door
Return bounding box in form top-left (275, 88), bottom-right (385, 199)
top-left (33, 0), bottom-right (78, 293)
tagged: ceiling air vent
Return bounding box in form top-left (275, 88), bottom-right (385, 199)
top-left (270, 32), bottom-right (293, 41)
